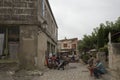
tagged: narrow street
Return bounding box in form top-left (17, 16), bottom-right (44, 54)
top-left (33, 63), bottom-right (109, 80)
top-left (36, 63), bottom-right (89, 80)
top-left (0, 62), bottom-right (110, 80)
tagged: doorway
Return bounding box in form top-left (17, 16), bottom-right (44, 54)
top-left (0, 26), bottom-right (19, 59)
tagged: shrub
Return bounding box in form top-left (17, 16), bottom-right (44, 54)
top-left (81, 53), bottom-right (89, 64)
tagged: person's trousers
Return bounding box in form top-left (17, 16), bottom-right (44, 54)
top-left (89, 68), bottom-right (94, 76)
top-left (93, 68), bottom-right (104, 78)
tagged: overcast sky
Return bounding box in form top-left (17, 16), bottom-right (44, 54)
top-left (49, 0), bottom-right (120, 40)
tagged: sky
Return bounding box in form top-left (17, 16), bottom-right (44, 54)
top-left (49, 0), bottom-right (120, 40)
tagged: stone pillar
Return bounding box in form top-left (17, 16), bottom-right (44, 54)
top-left (19, 26), bottom-right (37, 69)
top-left (37, 31), bottom-right (47, 69)
top-left (108, 43), bottom-right (120, 80)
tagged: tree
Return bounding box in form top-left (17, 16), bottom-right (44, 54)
top-left (97, 24), bottom-right (105, 49)
top-left (78, 17), bottom-right (120, 52)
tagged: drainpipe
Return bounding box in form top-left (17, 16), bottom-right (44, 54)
top-left (42, 0), bottom-right (45, 17)
top-left (4, 27), bottom-right (8, 58)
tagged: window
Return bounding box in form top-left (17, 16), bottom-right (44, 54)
top-left (72, 44), bottom-right (76, 49)
top-left (63, 43), bottom-right (67, 47)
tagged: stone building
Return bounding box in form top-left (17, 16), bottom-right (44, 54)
top-left (58, 38), bottom-right (78, 57)
top-left (108, 33), bottom-right (120, 80)
top-left (108, 43), bottom-right (120, 80)
top-left (0, 0), bottom-right (58, 69)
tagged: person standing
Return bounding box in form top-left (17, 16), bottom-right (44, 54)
top-left (87, 55), bottom-right (94, 76)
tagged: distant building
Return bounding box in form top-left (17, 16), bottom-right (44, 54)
top-left (58, 38), bottom-right (78, 57)
top-left (0, 0), bottom-right (58, 69)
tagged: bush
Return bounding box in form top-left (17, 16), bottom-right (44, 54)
top-left (81, 54), bottom-right (89, 64)
top-left (99, 45), bottom-right (108, 53)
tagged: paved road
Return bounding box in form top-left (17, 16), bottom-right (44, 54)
top-left (34, 63), bottom-right (94, 80)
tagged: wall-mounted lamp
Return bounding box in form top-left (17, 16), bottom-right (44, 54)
top-left (38, 26), bottom-right (42, 35)
top-left (38, 21), bottom-right (48, 35)
top-left (42, 21), bottom-right (48, 30)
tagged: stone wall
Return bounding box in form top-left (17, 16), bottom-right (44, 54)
top-left (37, 29), bottom-right (57, 69)
top-left (108, 43), bottom-right (120, 80)
top-left (96, 52), bottom-right (108, 68)
top-left (37, 31), bottom-right (47, 69)
top-left (43, 0), bottom-right (58, 42)
top-left (0, 0), bottom-right (58, 70)
top-left (0, 0), bottom-right (37, 24)
top-left (19, 25), bottom-right (38, 69)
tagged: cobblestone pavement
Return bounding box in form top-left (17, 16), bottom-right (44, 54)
top-left (34, 63), bottom-right (106, 80)
top-left (0, 63), bottom-right (110, 80)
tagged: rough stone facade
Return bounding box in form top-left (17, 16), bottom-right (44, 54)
top-left (36, 0), bottom-right (58, 69)
top-left (108, 43), bottom-right (120, 80)
top-left (19, 26), bottom-right (38, 69)
top-left (0, 0), bottom-right (58, 69)
top-left (0, 0), bottom-right (37, 24)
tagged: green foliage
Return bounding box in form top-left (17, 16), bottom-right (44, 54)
top-left (99, 45), bottom-right (108, 53)
top-left (97, 24), bottom-right (105, 48)
top-left (78, 17), bottom-right (120, 52)
top-left (81, 53), bottom-right (89, 64)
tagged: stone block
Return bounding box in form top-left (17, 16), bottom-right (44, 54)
top-left (108, 43), bottom-right (120, 80)
top-left (0, 0), bottom-right (37, 24)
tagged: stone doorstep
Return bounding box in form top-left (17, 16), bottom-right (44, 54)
top-left (0, 60), bottom-right (44, 77)
top-left (13, 70), bottom-right (43, 77)
top-left (0, 70), bottom-right (44, 80)
top-left (0, 71), bottom-right (14, 80)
